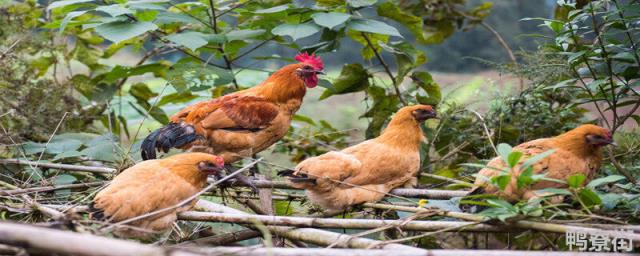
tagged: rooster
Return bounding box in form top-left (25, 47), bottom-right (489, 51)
top-left (279, 105), bottom-right (437, 210)
top-left (140, 53), bottom-right (324, 165)
top-left (468, 124), bottom-right (615, 202)
top-left (91, 153), bottom-right (225, 238)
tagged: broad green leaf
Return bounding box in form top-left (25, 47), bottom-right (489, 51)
top-left (319, 63), bottom-right (369, 99)
top-left (47, 0), bottom-right (94, 10)
top-left (94, 20), bottom-right (158, 43)
top-left (60, 10), bottom-right (88, 33)
top-left (535, 188), bottom-right (573, 196)
top-left (129, 83), bottom-right (157, 100)
top-left (587, 175), bottom-right (626, 189)
top-left (95, 4), bottom-right (133, 17)
top-left (492, 174), bottom-right (511, 191)
top-left (578, 188), bottom-right (601, 207)
top-left (272, 23), bottom-right (320, 41)
top-left (599, 193), bottom-right (624, 210)
top-left (377, 2), bottom-right (424, 41)
top-left (496, 143), bottom-right (513, 167)
top-left (52, 150), bottom-right (85, 161)
top-left (312, 12), bottom-right (351, 30)
top-left (411, 71), bottom-right (441, 105)
top-left (507, 151), bottom-right (523, 168)
top-left (487, 199), bottom-right (515, 210)
top-left (166, 61), bottom-right (234, 92)
top-left (254, 4), bottom-right (289, 14)
top-left (348, 18), bottom-right (402, 37)
top-left (157, 92), bottom-right (198, 106)
top-left (226, 29), bottom-right (265, 41)
top-left (520, 149), bottom-right (555, 171)
top-left (154, 12), bottom-right (200, 24)
top-left (166, 31), bottom-right (208, 51)
top-left (567, 174), bottom-right (586, 188)
top-left (516, 166), bottom-right (533, 189)
top-left (347, 0), bottom-right (376, 8)
top-left (54, 174), bottom-right (77, 185)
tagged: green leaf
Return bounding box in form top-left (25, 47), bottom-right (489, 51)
top-left (319, 63), bottom-right (369, 99)
top-left (496, 143), bottom-right (513, 167)
top-left (377, 2), bottom-right (424, 41)
top-left (272, 23), bottom-right (320, 41)
top-left (587, 175), bottom-right (626, 189)
top-left (567, 174), bottom-right (586, 188)
top-left (54, 174), bottom-right (77, 185)
top-left (507, 151), bottom-right (523, 168)
top-left (347, 0), bottom-right (377, 8)
top-left (410, 71), bottom-right (441, 105)
top-left (312, 12), bottom-right (351, 30)
top-left (254, 4), bottom-right (289, 14)
top-left (94, 20), bottom-right (158, 43)
top-left (535, 188), bottom-right (573, 196)
top-left (486, 199), bottom-right (515, 210)
top-left (157, 91), bottom-right (198, 106)
top-left (226, 29), bottom-right (265, 41)
top-left (52, 150), bottom-right (84, 161)
top-left (348, 18), bottom-right (402, 37)
top-left (516, 166), bottom-right (533, 189)
top-left (520, 149), bottom-right (555, 171)
top-left (95, 4), bottom-right (133, 17)
top-left (166, 31), bottom-right (208, 51)
top-left (154, 12), bottom-right (200, 24)
top-left (60, 10), bottom-right (88, 33)
top-left (578, 188), bottom-right (601, 207)
top-left (493, 174), bottom-right (511, 191)
top-left (166, 61), bottom-right (234, 92)
top-left (47, 0), bottom-right (94, 10)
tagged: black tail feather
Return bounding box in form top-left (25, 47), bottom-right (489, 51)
top-left (140, 123), bottom-right (198, 160)
top-left (459, 187), bottom-right (488, 213)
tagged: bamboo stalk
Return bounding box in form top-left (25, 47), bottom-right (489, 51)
top-left (0, 222), bottom-right (617, 256)
top-left (194, 200), bottom-right (426, 251)
top-left (245, 180), bottom-right (469, 199)
top-left (0, 222), bottom-right (196, 256)
top-left (0, 159), bottom-right (116, 174)
top-left (363, 203), bottom-right (640, 242)
top-left (178, 211), bottom-right (509, 232)
top-left (189, 247), bottom-right (621, 256)
top-left (0, 181), bottom-right (106, 196)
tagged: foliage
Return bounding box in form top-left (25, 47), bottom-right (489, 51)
top-left (538, 0), bottom-right (640, 133)
top-left (0, 1), bottom-right (103, 142)
top-left (433, 88), bottom-right (587, 165)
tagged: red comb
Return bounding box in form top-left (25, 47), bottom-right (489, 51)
top-left (295, 52), bottom-right (324, 71)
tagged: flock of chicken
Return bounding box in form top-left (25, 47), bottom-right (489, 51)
top-left (90, 53), bottom-right (616, 238)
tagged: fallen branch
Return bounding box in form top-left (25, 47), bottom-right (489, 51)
top-left (0, 221), bottom-right (194, 256)
top-left (0, 181), bottom-right (106, 196)
top-left (178, 211), bottom-right (510, 232)
top-left (194, 200), bottom-right (426, 251)
top-left (0, 222), bottom-right (616, 256)
top-left (0, 159), bottom-right (116, 174)
top-left (363, 203), bottom-right (640, 242)
top-left (246, 180), bottom-right (469, 199)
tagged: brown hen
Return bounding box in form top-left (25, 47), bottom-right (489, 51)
top-left (279, 105), bottom-right (437, 210)
top-left (91, 153), bottom-right (224, 238)
top-left (470, 124), bottom-right (615, 202)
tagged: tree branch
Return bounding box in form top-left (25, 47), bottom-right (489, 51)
top-left (360, 33), bottom-right (407, 106)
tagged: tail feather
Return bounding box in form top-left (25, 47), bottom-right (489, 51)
top-left (141, 123), bottom-right (198, 160)
top-left (459, 187), bottom-right (488, 213)
top-left (88, 202), bottom-right (106, 221)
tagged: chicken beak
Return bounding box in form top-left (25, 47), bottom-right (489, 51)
top-left (315, 70), bottom-right (325, 75)
top-left (199, 164), bottom-right (225, 174)
top-left (609, 140), bottom-right (618, 147)
top-left (415, 110), bottom-right (437, 122)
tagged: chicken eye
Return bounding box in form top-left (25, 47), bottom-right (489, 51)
top-left (303, 65), bottom-right (313, 70)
